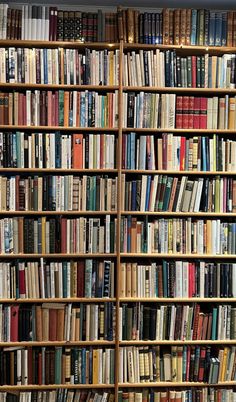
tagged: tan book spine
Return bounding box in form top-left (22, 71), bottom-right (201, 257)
top-left (163, 9), bottom-right (170, 45)
top-left (131, 263), bottom-right (137, 297)
top-left (180, 9), bottom-right (187, 45)
top-left (186, 8), bottom-right (191, 45)
top-left (42, 308), bottom-right (49, 341)
top-left (127, 9), bottom-right (135, 43)
top-left (174, 9), bottom-right (180, 45)
top-left (126, 262), bottom-right (132, 297)
top-left (57, 309), bottom-right (65, 341)
top-left (169, 10), bottom-right (174, 45)
top-left (227, 12), bottom-right (234, 46)
top-left (36, 305), bottom-right (43, 341)
top-left (120, 262), bottom-right (126, 297)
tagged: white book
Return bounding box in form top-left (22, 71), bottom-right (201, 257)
top-left (176, 176), bottom-right (187, 212)
top-left (193, 178), bottom-right (204, 212)
top-left (175, 261), bottom-right (183, 297)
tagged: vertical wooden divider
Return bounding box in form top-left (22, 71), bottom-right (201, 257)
top-left (115, 39), bottom-right (124, 401)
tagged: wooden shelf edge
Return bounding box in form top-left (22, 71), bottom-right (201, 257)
top-left (121, 211), bottom-right (236, 217)
top-left (0, 341), bottom-right (115, 347)
top-left (122, 170), bottom-right (236, 175)
top-left (118, 381), bottom-right (236, 388)
top-left (0, 126), bottom-right (118, 131)
top-left (0, 384), bottom-right (115, 390)
top-left (120, 253), bottom-right (236, 258)
top-left (0, 298), bottom-right (116, 303)
top-left (0, 253), bottom-right (117, 258)
top-left (119, 297), bottom-right (236, 302)
top-left (119, 340), bottom-right (236, 345)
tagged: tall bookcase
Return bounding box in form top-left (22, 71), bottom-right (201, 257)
top-left (0, 5), bottom-right (236, 402)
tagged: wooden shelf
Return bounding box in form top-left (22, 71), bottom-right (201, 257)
top-left (123, 128), bottom-right (236, 134)
top-left (121, 211), bottom-right (236, 217)
top-left (0, 384), bottom-right (115, 390)
top-left (123, 43), bottom-right (236, 54)
top-left (0, 297), bottom-right (116, 303)
top-left (0, 83), bottom-right (119, 90)
top-left (118, 381), bottom-right (236, 388)
top-left (119, 340), bottom-right (236, 345)
top-left (120, 253), bottom-right (236, 259)
top-left (0, 341), bottom-right (115, 347)
top-left (0, 125), bottom-right (118, 132)
top-left (0, 253), bottom-right (117, 259)
top-left (122, 169), bottom-right (236, 175)
top-left (124, 86), bottom-right (236, 93)
top-left (119, 297), bottom-right (235, 302)
top-left (0, 168), bottom-right (118, 173)
top-left (0, 211), bottom-right (117, 216)
top-left (0, 39), bottom-right (120, 49)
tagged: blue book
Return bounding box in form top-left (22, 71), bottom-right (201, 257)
top-left (201, 136), bottom-right (207, 171)
top-left (62, 261), bottom-right (67, 298)
top-left (204, 10), bottom-right (210, 45)
top-left (127, 133), bottom-right (131, 169)
top-left (215, 12), bottom-right (222, 46)
top-left (155, 13), bottom-right (160, 45)
top-left (209, 12), bottom-right (216, 46)
top-left (145, 175), bottom-right (151, 211)
top-left (211, 308), bottom-right (218, 340)
top-left (55, 131), bottom-right (61, 168)
top-left (162, 260), bottom-right (168, 297)
top-left (81, 348), bottom-right (86, 384)
top-left (103, 261), bottom-right (111, 297)
top-left (139, 135), bottom-right (147, 170)
top-left (127, 215), bottom-right (131, 252)
top-left (43, 48), bottom-right (48, 84)
top-left (131, 180), bottom-right (136, 211)
top-left (130, 132), bottom-right (136, 170)
top-left (221, 12), bottom-right (227, 46)
top-left (190, 9), bottom-right (197, 45)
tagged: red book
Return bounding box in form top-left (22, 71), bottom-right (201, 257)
top-left (55, 92), bottom-right (59, 126)
top-left (51, 94), bottom-right (55, 126)
top-left (175, 96), bottom-right (183, 128)
top-left (162, 133), bottom-right (168, 170)
top-left (191, 56), bottom-right (197, 88)
top-left (180, 137), bottom-right (186, 170)
top-left (196, 313), bottom-right (204, 339)
top-left (72, 134), bottom-right (83, 168)
top-left (188, 96), bottom-right (194, 128)
top-left (38, 352), bottom-right (42, 385)
top-left (193, 97), bottom-right (200, 129)
top-left (182, 96), bottom-right (189, 129)
top-left (77, 261), bottom-right (85, 297)
top-left (200, 97), bottom-right (207, 129)
top-left (198, 347), bottom-right (206, 381)
top-left (60, 218), bottom-right (67, 253)
top-left (192, 304), bottom-right (200, 340)
top-left (49, 7), bottom-right (55, 42)
top-left (10, 305), bottom-right (19, 341)
top-left (49, 309), bottom-right (57, 341)
top-left (19, 265), bottom-right (26, 298)
top-left (18, 94), bottom-right (23, 126)
top-left (47, 91), bottom-right (52, 126)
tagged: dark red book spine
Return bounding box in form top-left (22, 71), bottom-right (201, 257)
top-left (175, 96), bottom-right (183, 129)
top-left (193, 97), bottom-right (200, 129)
top-left (10, 305), bottom-right (19, 341)
top-left (60, 217), bottom-right (67, 253)
top-left (182, 96), bottom-right (189, 129)
top-left (188, 96), bottom-right (194, 129)
top-left (200, 97), bottom-right (207, 129)
top-left (191, 56), bottom-right (197, 88)
top-left (77, 261), bottom-right (85, 297)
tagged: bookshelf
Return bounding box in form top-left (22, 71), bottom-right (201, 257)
top-left (0, 4), bottom-right (236, 402)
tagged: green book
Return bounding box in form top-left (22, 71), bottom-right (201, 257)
top-left (55, 347), bottom-right (62, 384)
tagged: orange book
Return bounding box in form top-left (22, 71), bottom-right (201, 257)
top-left (72, 134), bottom-right (83, 168)
top-left (227, 12), bottom-right (234, 46)
top-left (57, 309), bottom-right (65, 341)
top-left (63, 91), bottom-right (69, 127)
top-left (49, 309), bottom-right (57, 341)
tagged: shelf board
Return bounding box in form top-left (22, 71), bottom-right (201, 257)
top-left (118, 381), bottom-right (236, 388)
top-left (0, 341), bottom-right (115, 347)
top-left (122, 169), bottom-right (236, 175)
top-left (0, 168), bottom-right (118, 173)
top-left (124, 86), bottom-right (236, 93)
top-left (0, 297), bottom-right (116, 303)
top-left (0, 39), bottom-right (120, 50)
top-left (119, 297), bottom-right (236, 302)
top-left (123, 43), bottom-right (236, 54)
top-left (0, 83), bottom-right (119, 90)
top-left (0, 125), bottom-right (118, 132)
top-left (0, 384), bottom-right (115, 390)
top-left (0, 253), bottom-right (117, 259)
top-left (123, 128), bottom-right (236, 133)
top-left (121, 211), bottom-right (236, 217)
top-left (119, 340), bottom-right (236, 345)
top-left (120, 253), bottom-right (236, 259)
top-left (0, 211), bottom-right (117, 216)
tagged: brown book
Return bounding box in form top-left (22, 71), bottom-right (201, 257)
top-left (201, 314), bottom-right (209, 340)
top-left (169, 10), bottom-right (174, 45)
top-left (127, 8), bottom-right (135, 43)
top-left (18, 217), bottom-right (24, 253)
top-left (163, 9), bottom-right (170, 45)
top-left (233, 12), bottom-right (236, 47)
top-left (168, 177), bottom-right (178, 211)
top-left (57, 308), bottom-right (65, 341)
top-left (174, 9), bottom-right (180, 45)
top-left (63, 91), bottom-right (69, 127)
top-left (49, 309), bottom-right (57, 341)
top-left (186, 9), bottom-right (191, 45)
top-left (10, 8), bottom-right (16, 40)
top-left (227, 12), bottom-right (234, 46)
top-left (0, 93), bottom-right (5, 124)
top-left (122, 9), bottom-right (127, 42)
top-left (180, 9), bottom-right (187, 45)
top-left (117, 6), bottom-right (124, 40)
top-left (6, 8), bottom-right (11, 39)
top-left (134, 10), bottom-right (139, 43)
top-left (131, 217), bottom-right (137, 252)
top-left (42, 308), bottom-right (49, 341)
top-left (36, 306), bottom-right (43, 341)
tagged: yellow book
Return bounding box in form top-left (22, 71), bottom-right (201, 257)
top-left (120, 262), bottom-right (126, 297)
top-left (220, 347), bottom-right (229, 381)
top-left (126, 263), bottom-right (132, 297)
top-left (109, 51), bottom-right (114, 85)
top-left (92, 349), bottom-right (99, 384)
